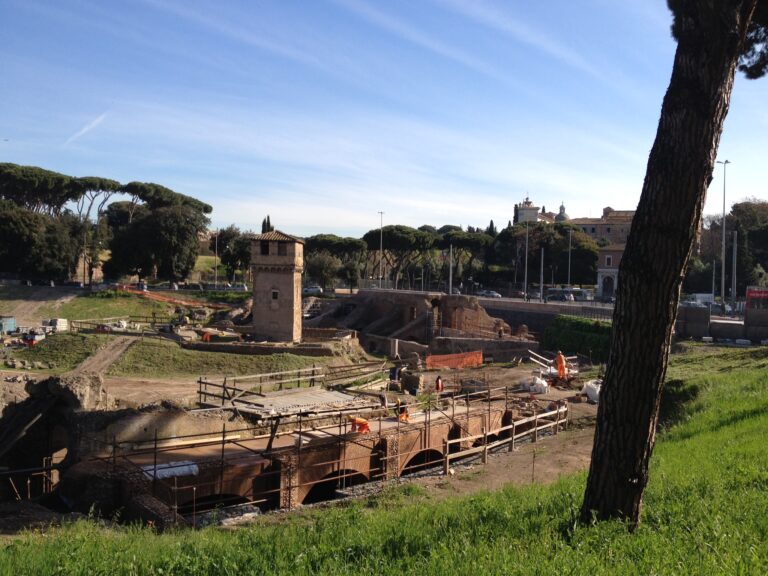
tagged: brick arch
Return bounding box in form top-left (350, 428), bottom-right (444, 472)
top-left (301, 469), bottom-right (368, 504)
top-left (400, 449), bottom-right (444, 476)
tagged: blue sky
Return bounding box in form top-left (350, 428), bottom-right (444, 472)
top-left (1, 0), bottom-right (766, 237)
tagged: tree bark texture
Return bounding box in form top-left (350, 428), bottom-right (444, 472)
top-left (580, 0), bottom-right (758, 526)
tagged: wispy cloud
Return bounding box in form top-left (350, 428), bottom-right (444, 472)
top-left (433, 0), bottom-right (605, 81)
top-left (65, 112), bottom-right (107, 145)
top-left (330, 0), bottom-right (513, 85)
top-left (139, 0), bottom-right (329, 74)
top-left (100, 99), bottom-right (646, 234)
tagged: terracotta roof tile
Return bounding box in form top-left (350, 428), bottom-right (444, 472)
top-left (248, 230), bottom-right (305, 243)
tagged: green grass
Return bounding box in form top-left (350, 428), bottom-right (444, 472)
top-left (37, 290), bottom-right (173, 321)
top-left (0, 285), bottom-right (29, 316)
top-left (194, 255), bottom-right (217, 273)
top-left (3, 345), bottom-right (768, 574)
top-left (108, 337), bottom-right (324, 378)
top-left (7, 333), bottom-right (112, 372)
top-left (541, 315), bottom-right (612, 361)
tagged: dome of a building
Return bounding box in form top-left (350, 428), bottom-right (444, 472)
top-left (555, 202), bottom-right (569, 222)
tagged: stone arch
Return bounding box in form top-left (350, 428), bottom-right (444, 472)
top-left (301, 469), bottom-right (368, 504)
top-left (252, 462), bottom-right (282, 510)
top-left (447, 424), bottom-right (463, 454)
top-left (400, 449), bottom-right (443, 476)
top-left (499, 411), bottom-right (515, 440)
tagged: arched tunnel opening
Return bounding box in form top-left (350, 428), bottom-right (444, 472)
top-left (302, 469), bottom-right (368, 505)
top-left (401, 449), bottom-right (444, 476)
top-left (500, 411), bottom-right (515, 440)
top-left (448, 425), bottom-right (463, 454)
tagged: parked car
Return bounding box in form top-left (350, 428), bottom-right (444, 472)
top-left (547, 293), bottom-right (568, 302)
top-left (302, 285), bottom-right (323, 296)
top-left (510, 290), bottom-right (526, 299)
top-left (708, 302), bottom-right (732, 314)
top-left (474, 289), bottom-right (497, 298)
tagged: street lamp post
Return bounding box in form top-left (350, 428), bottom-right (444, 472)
top-left (567, 228), bottom-right (572, 286)
top-left (523, 223), bottom-right (529, 298)
top-left (214, 229), bottom-right (218, 290)
top-left (378, 211), bottom-right (384, 287)
top-left (717, 159), bottom-right (730, 310)
top-left (540, 247), bottom-right (544, 302)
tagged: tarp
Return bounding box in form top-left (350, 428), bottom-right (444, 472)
top-left (426, 350), bottom-right (483, 370)
top-left (581, 380), bottom-right (602, 403)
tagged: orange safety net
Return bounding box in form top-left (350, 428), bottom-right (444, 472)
top-left (116, 286), bottom-right (230, 309)
top-left (425, 350), bottom-right (483, 370)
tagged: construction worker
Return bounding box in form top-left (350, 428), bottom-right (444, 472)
top-left (347, 415), bottom-right (370, 434)
top-left (556, 350), bottom-right (568, 380)
top-left (396, 399), bottom-right (409, 423)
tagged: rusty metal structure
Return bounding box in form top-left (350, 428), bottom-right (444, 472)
top-left (64, 386), bottom-right (567, 526)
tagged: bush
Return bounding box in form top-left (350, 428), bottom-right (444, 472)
top-left (541, 316), bottom-right (611, 361)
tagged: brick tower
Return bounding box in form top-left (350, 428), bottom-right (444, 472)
top-left (249, 231), bottom-right (304, 342)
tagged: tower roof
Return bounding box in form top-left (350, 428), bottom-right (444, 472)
top-left (248, 230), bottom-right (304, 244)
top-left (555, 202), bottom-right (569, 222)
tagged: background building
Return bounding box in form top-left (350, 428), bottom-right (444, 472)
top-left (597, 244), bottom-right (625, 300)
top-left (570, 207), bottom-right (634, 245)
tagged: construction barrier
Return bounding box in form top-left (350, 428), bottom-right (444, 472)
top-left (425, 350), bottom-right (483, 370)
top-left (115, 286), bottom-right (230, 310)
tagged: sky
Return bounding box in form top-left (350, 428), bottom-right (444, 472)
top-left (1, 0), bottom-right (766, 238)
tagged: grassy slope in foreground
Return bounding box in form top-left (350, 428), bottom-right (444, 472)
top-left (2, 345), bottom-right (768, 575)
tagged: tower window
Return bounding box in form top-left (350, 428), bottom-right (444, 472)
top-left (272, 290), bottom-right (279, 300)
top-left (606, 256), bottom-right (613, 267)
top-left (260, 241), bottom-right (270, 255)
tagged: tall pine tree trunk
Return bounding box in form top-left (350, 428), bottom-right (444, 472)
top-left (580, 0), bottom-right (758, 526)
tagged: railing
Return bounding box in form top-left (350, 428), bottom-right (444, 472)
top-left (443, 404), bottom-right (567, 473)
top-left (79, 385), bottom-right (567, 522)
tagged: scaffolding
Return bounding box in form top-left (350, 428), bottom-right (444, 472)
top-left (82, 387), bottom-right (567, 525)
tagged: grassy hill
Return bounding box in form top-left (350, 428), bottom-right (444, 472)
top-left (108, 337), bottom-right (324, 378)
top-left (2, 344), bottom-right (768, 574)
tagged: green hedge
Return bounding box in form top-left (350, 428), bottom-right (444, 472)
top-left (540, 315), bottom-right (611, 362)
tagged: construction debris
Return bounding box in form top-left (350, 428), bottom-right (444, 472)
top-left (581, 380), bottom-right (602, 403)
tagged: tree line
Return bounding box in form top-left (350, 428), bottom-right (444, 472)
top-left (685, 198), bottom-right (768, 295)
top-left (0, 163), bottom-right (211, 284)
top-left (211, 220), bottom-right (601, 293)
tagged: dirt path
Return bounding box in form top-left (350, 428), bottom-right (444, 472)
top-left (71, 336), bottom-right (136, 374)
top-left (102, 375), bottom-right (200, 407)
top-left (410, 423), bottom-right (595, 501)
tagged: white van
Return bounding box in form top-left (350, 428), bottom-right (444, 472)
top-left (43, 318), bottom-right (69, 332)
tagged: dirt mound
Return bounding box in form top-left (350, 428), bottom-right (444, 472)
top-left (26, 373), bottom-right (113, 411)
